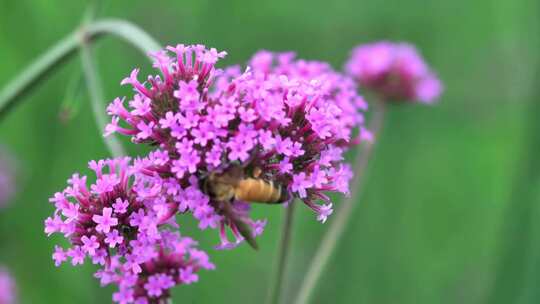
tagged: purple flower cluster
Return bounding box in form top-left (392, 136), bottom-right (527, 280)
top-left (0, 266), bottom-right (16, 304)
top-left (345, 41), bottom-right (443, 103)
top-left (248, 50), bottom-right (373, 143)
top-left (46, 43), bottom-right (378, 301)
top-left (104, 44), bottom-right (368, 248)
top-left (45, 157), bottom-right (214, 303)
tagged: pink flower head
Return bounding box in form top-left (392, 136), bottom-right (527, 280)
top-left (104, 45), bottom-right (368, 249)
top-left (107, 235), bottom-right (213, 303)
top-left (0, 266), bottom-right (17, 304)
top-left (345, 41), bottom-right (443, 103)
top-left (44, 157), bottom-right (213, 303)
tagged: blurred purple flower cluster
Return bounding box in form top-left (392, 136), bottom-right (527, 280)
top-left (0, 266), bottom-right (17, 304)
top-left (45, 157), bottom-right (214, 303)
top-left (345, 41), bottom-right (443, 103)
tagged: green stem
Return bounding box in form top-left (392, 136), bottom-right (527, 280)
top-left (267, 201), bottom-right (297, 304)
top-left (0, 18), bottom-right (161, 120)
top-left (78, 31), bottom-right (125, 158)
top-left (293, 100), bottom-right (386, 304)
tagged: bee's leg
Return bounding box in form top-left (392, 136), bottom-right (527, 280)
top-left (234, 218), bottom-right (259, 250)
top-left (222, 200), bottom-right (259, 250)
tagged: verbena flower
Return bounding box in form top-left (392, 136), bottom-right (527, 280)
top-left (0, 147), bottom-right (16, 208)
top-left (248, 50), bottom-right (372, 144)
top-left (44, 157), bottom-right (214, 303)
top-left (0, 266), bottom-right (17, 304)
top-left (345, 41), bottom-right (443, 103)
top-left (105, 44), bottom-right (368, 249)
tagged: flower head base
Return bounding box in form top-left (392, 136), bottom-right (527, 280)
top-left (105, 44), bottom-right (367, 249)
top-left (45, 157), bottom-right (213, 303)
top-left (0, 266), bottom-right (17, 304)
top-left (345, 41), bottom-right (443, 103)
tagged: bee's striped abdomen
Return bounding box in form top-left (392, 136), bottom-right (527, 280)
top-left (235, 178), bottom-right (285, 204)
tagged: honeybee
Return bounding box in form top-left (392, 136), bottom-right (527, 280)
top-left (201, 165), bottom-right (289, 249)
top-left (201, 166), bottom-right (289, 205)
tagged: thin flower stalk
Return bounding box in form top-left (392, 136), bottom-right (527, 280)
top-left (266, 201), bottom-right (296, 304)
top-left (294, 40), bottom-right (443, 304)
top-left (79, 31), bottom-right (126, 157)
top-left (0, 146), bottom-right (16, 208)
top-left (294, 99), bottom-right (386, 304)
top-left (0, 19), bottom-right (161, 120)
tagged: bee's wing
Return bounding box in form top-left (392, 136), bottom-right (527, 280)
top-left (218, 165), bottom-right (244, 186)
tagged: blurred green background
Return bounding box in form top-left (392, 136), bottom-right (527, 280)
top-left (0, 0), bottom-right (539, 303)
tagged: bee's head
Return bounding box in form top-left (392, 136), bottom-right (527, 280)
top-left (199, 172), bottom-right (217, 199)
